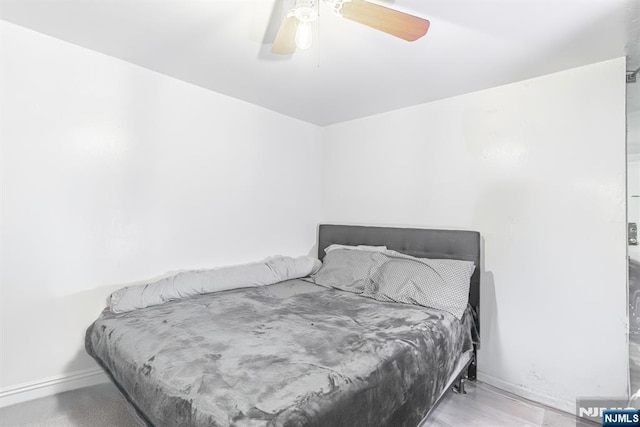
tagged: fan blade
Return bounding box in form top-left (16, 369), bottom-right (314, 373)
top-left (341, 0), bottom-right (430, 42)
top-left (271, 15), bottom-right (298, 55)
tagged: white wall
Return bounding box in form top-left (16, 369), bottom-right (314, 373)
top-left (321, 58), bottom-right (628, 412)
top-left (0, 20), bottom-right (322, 403)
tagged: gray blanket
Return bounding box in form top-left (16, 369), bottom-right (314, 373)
top-left (86, 280), bottom-right (473, 427)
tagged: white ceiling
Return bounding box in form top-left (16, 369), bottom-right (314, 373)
top-left (1, 0), bottom-right (639, 125)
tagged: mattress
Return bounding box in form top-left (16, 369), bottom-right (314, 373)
top-left (86, 279), bottom-right (474, 427)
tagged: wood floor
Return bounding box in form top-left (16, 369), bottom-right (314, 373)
top-left (0, 380), bottom-right (586, 427)
top-left (428, 381), bottom-right (593, 427)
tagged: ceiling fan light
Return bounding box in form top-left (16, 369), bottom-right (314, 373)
top-left (295, 20), bottom-right (313, 50)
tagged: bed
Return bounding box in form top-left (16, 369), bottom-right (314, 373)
top-left (86, 224), bottom-right (481, 426)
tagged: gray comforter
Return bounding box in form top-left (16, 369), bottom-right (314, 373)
top-left (86, 279), bottom-right (473, 427)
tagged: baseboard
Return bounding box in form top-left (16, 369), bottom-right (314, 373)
top-left (477, 371), bottom-right (575, 414)
top-left (0, 368), bottom-right (109, 408)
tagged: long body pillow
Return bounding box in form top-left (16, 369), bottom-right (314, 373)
top-left (109, 256), bottom-right (321, 313)
top-left (324, 244), bottom-right (387, 253)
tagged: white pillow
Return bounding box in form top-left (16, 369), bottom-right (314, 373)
top-left (312, 249), bottom-right (386, 293)
top-left (362, 252), bottom-right (475, 319)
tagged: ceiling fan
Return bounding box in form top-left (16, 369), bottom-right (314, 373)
top-left (271, 0), bottom-right (430, 55)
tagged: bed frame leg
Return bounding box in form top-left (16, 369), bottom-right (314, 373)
top-left (467, 360), bottom-right (477, 380)
top-left (453, 376), bottom-right (466, 394)
top-left (466, 348), bottom-right (477, 381)
top-left (454, 347), bottom-right (477, 394)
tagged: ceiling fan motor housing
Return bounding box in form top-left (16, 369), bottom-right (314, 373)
top-left (324, 0), bottom-right (351, 17)
top-left (294, 0), bottom-right (318, 22)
